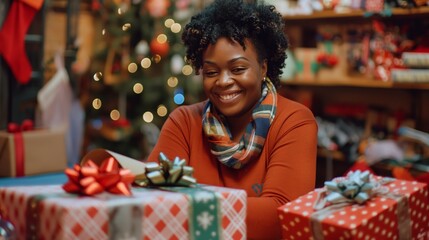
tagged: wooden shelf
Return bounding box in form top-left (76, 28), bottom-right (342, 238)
top-left (281, 78), bottom-right (429, 90)
top-left (283, 7), bottom-right (429, 21)
top-left (318, 148), bottom-right (345, 161)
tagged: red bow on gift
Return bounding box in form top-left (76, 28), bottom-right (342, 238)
top-left (7, 119), bottom-right (34, 177)
top-left (7, 119), bottom-right (34, 133)
top-left (62, 157), bottom-right (135, 196)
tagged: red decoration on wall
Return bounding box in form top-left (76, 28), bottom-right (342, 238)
top-left (0, 0), bottom-right (44, 84)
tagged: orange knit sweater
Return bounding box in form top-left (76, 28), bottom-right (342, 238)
top-left (147, 94), bottom-right (317, 239)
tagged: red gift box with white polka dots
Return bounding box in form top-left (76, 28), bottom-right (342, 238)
top-left (278, 179), bottom-right (429, 240)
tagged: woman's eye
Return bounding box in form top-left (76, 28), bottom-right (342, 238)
top-left (204, 71), bottom-right (218, 77)
top-left (232, 67), bottom-right (246, 73)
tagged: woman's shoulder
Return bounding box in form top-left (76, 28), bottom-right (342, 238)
top-left (276, 94), bottom-right (315, 119)
top-left (269, 94), bottom-right (318, 139)
top-left (169, 100), bottom-right (207, 120)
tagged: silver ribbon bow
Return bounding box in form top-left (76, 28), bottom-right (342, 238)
top-left (134, 152), bottom-right (197, 187)
top-left (314, 170), bottom-right (394, 210)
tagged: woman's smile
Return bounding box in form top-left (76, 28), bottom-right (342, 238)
top-left (215, 91), bottom-right (242, 103)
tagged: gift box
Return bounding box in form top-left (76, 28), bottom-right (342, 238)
top-left (0, 129), bottom-right (67, 177)
top-left (0, 184), bottom-right (247, 239)
top-left (294, 48), bottom-right (318, 82)
top-left (277, 172), bottom-right (429, 240)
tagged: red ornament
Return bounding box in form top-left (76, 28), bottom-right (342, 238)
top-left (316, 53), bottom-right (338, 68)
top-left (150, 38), bottom-right (170, 57)
top-left (145, 0), bottom-right (170, 18)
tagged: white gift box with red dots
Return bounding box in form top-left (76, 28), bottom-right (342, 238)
top-left (278, 179), bottom-right (429, 240)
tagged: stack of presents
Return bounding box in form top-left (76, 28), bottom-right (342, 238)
top-left (1, 126), bottom-right (429, 239)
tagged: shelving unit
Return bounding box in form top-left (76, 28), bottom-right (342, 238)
top-left (283, 79), bottom-right (429, 90)
top-left (280, 7), bottom-right (429, 184)
top-left (283, 7), bottom-right (429, 20)
top-left (281, 6), bottom-right (429, 131)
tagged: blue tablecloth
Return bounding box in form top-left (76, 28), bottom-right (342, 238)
top-left (0, 172), bottom-right (67, 187)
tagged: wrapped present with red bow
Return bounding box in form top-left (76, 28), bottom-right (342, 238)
top-left (0, 149), bottom-right (247, 239)
top-left (0, 120), bottom-right (67, 177)
top-left (278, 170), bottom-right (429, 240)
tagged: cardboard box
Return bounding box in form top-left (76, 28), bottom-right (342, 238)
top-left (294, 48), bottom-right (318, 82)
top-left (0, 129), bottom-right (67, 177)
top-left (0, 184), bottom-right (247, 239)
top-left (278, 178), bottom-right (429, 240)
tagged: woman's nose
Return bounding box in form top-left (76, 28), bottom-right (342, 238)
top-left (216, 72), bottom-right (233, 86)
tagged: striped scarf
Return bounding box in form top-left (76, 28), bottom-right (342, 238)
top-left (202, 78), bottom-right (277, 169)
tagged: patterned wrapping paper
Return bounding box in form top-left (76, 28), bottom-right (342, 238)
top-left (277, 179), bottom-right (429, 240)
top-left (0, 185), bottom-right (246, 240)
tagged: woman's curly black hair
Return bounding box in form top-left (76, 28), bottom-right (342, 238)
top-left (182, 0), bottom-right (288, 87)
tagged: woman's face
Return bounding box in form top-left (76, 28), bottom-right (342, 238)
top-left (202, 37), bottom-right (267, 118)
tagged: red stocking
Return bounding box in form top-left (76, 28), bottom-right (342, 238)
top-left (0, 0), bottom-right (44, 84)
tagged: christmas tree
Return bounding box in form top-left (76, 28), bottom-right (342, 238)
top-left (85, 0), bottom-right (202, 160)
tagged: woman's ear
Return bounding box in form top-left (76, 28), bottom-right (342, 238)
top-left (262, 59), bottom-right (268, 80)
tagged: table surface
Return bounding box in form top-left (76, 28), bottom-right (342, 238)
top-left (0, 172), bottom-right (67, 187)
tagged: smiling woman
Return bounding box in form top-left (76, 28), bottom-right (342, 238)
top-left (147, 0), bottom-right (318, 239)
top-left (202, 38), bottom-right (267, 141)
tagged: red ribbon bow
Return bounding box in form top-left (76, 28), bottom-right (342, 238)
top-left (62, 157), bottom-right (135, 196)
top-left (7, 119), bottom-right (34, 133)
top-left (7, 119), bottom-right (34, 177)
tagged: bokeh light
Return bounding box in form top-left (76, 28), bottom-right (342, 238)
top-left (133, 83), bottom-right (144, 94)
top-left (174, 93), bottom-right (185, 105)
top-left (153, 54), bottom-right (162, 63)
top-left (143, 112), bottom-right (154, 123)
top-left (171, 23), bottom-right (181, 33)
top-left (164, 19), bottom-right (174, 28)
top-left (157, 34), bottom-right (167, 44)
top-left (141, 58), bottom-right (152, 68)
top-left (93, 72), bottom-right (103, 81)
top-left (110, 110), bottom-right (120, 121)
top-left (182, 65), bottom-right (193, 75)
top-left (122, 23), bottom-right (131, 31)
top-left (92, 98), bottom-right (102, 109)
top-left (128, 63), bottom-right (138, 73)
top-left (157, 105), bottom-right (168, 117)
top-left (167, 76), bottom-right (178, 87)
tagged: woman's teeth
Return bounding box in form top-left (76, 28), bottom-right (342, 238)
top-left (218, 93), bottom-right (239, 100)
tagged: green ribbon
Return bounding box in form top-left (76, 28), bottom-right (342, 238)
top-left (324, 41), bottom-right (333, 54)
top-left (135, 152), bottom-right (197, 187)
top-left (311, 170), bottom-right (411, 240)
top-left (296, 61), bottom-right (303, 73)
top-left (165, 186), bottom-right (222, 240)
